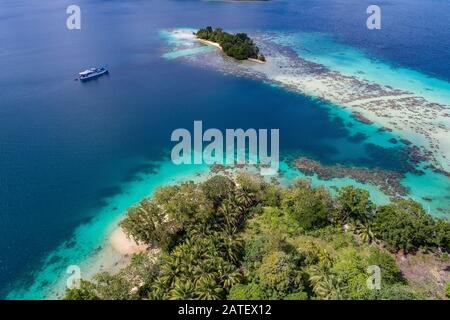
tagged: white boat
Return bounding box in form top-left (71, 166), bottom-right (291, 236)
top-left (79, 66), bottom-right (109, 82)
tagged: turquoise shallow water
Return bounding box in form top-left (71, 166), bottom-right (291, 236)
top-left (163, 29), bottom-right (450, 217)
top-left (270, 33), bottom-right (450, 216)
top-left (402, 170), bottom-right (450, 220)
top-left (6, 159), bottom-right (209, 299)
top-left (7, 28), bottom-right (450, 298)
top-left (4, 155), bottom-right (395, 300)
top-left (160, 29), bottom-right (216, 59)
top-left (163, 46), bottom-right (215, 60)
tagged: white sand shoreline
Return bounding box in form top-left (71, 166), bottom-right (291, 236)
top-left (110, 227), bottom-right (148, 255)
top-left (197, 38), bottom-right (223, 50)
top-left (196, 37), bottom-right (266, 64)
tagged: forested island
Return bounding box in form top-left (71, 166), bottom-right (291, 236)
top-left (196, 27), bottom-right (266, 62)
top-left (65, 173), bottom-right (450, 300)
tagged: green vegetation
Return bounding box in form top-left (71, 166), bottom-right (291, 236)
top-left (445, 282), bottom-right (450, 298)
top-left (196, 26), bottom-right (265, 61)
top-left (65, 175), bottom-right (450, 300)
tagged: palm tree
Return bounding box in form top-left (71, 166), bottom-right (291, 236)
top-left (218, 237), bottom-right (243, 264)
top-left (195, 275), bottom-right (223, 300)
top-left (223, 223), bottom-right (238, 237)
top-left (149, 277), bottom-right (169, 300)
top-left (168, 279), bottom-right (197, 300)
top-left (218, 202), bottom-right (238, 227)
top-left (218, 269), bottom-right (241, 290)
top-left (159, 255), bottom-right (183, 285)
top-left (189, 223), bottom-right (213, 238)
top-left (235, 190), bottom-right (254, 209)
top-left (316, 248), bottom-right (334, 268)
top-left (308, 266), bottom-right (346, 300)
top-left (351, 220), bottom-right (375, 244)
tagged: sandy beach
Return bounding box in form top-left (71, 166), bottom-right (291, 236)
top-left (110, 227), bottom-right (148, 255)
top-left (197, 38), bottom-right (223, 50)
top-left (196, 37), bottom-right (266, 64)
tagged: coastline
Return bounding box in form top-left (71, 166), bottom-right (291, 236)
top-left (7, 27), bottom-right (449, 300)
top-left (166, 29), bottom-right (450, 174)
top-left (61, 165), bottom-right (450, 300)
top-left (3, 0), bottom-right (449, 303)
top-left (46, 159), bottom-right (404, 299)
top-left (196, 37), bottom-right (265, 63)
top-left (8, 157), bottom-right (445, 299)
top-left (197, 38), bottom-right (222, 50)
top-left (162, 28), bottom-right (450, 217)
top-left (110, 227), bottom-right (148, 255)
top-left (5, 159), bottom-right (211, 300)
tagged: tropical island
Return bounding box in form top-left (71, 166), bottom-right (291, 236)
top-left (195, 26), bottom-right (266, 62)
top-left (65, 173), bottom-right (450, 300)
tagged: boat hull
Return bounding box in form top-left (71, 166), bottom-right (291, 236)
top-left (79, 69), bottom-right (108, 82)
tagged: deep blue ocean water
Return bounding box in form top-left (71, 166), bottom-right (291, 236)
top-left (0, 0), bottom-right (449, 298)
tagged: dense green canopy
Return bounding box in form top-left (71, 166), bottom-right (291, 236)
top-left (196, 26), bottom-right (266, 61)
top-left (65, 174), bottom-right (450, 300)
